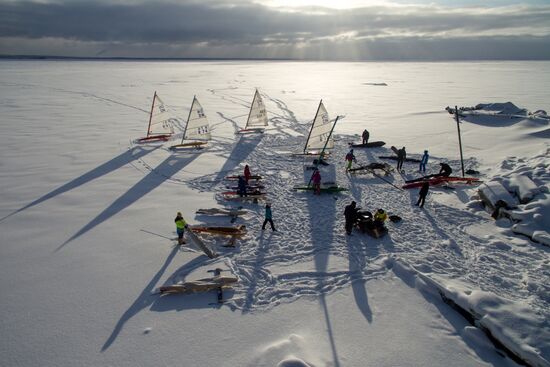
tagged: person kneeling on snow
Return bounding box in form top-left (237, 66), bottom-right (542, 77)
top-left (374, 209), bottom-right (388, 229)
top-left (174, 212), bottom-right (188, 245)
top-left (438, 162), bottom-right (452, 177)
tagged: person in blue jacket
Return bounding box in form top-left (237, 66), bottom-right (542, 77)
top-left (419, 150), bottom-right (429, 173)
top-left (262, 203), bottom-right (276, 231)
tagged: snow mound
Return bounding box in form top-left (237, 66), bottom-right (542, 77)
top-left (510, 193), bottom-right (550, 246)
top-left (391, 258), bottom-right (550, 367)
top-left (276, 357), bottom-right (314, 367)
top-left (483, 147), bottom-right (550, 246)
top-left (475, 102), bottom-right (526, 115)
top-left (453, 101), bottom-right (549, 128)
top-left (508, 174), bottom-right (540, 203)
top-left (248, 334), bottom-right (320, 367)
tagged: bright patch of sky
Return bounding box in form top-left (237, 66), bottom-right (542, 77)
top-left (261, 0), bottom-right (550, 8)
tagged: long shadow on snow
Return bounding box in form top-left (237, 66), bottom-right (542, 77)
top-left (344, 176), bottom-right (389, 323)
top-left (345, 234), bottom-right (374, 323)
top-left (305, 186), bottom-right (341, 367)
top-left (0, 146), bottom-right (158, 224)
top-left (462, 114), bottom-right (523, 127)
top-left (344, 150), bottom-right (392, 324)
top-left (101, 245), bottom-right (192, 351)
top-left (149, 254), bottom-right (224, 313)
top-left (213, 134), bottom-right (263, 182)
top-left (57, 153), bottom-right (199, 251)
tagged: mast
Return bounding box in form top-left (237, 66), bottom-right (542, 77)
top-left (318, 115), bottom-right (339, 166)
top-left (304, 100), bottom-right (322, 154)
top-left (307, 115), bottom-right (340, 188)
top-left (180, 95), bottom-right (196, 144)
top-left (454, 105), bottom-right (465, 177)
top-left (244, 89), bottom-right (257, 130)
top-left (146, 91), bottom-right (156, 137)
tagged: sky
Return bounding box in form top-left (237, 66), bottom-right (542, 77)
top-left (1, 0), bottom-right (549, 60)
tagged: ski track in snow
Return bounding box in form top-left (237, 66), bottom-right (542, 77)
top-left (132, 90), bottom-right (549, 318)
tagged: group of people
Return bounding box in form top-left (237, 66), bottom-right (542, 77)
top-left (344, 201), bottom-right (388, 236)
top-left (240, 164), bottom-right (276, 230)
top-left (175, 137), bottom-right (457, 241)
top-left (177, 164), bottom-right (276, 243)
top-left (416, 150), bottom-right (452, 177)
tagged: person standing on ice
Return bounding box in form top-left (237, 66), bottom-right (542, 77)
top-left (397, 147), bottom-right (406, 172)
top-left (261, 203), bottom-right (276, 231)
top-left (438, 162), bottom-right (452, 177)
top-left (345, 149), bottom-right (356, 171)
top-left (311, 169), bottom-right (321, 195)
top-left (174, 212), bottom-right (187, 245)
top-left (238, 176), bottom-right (248, 197)
top-left (362, 129), bottom-right (370, 145)
top-left (344, 201), bottom-right (359, 235)
top-left (244, 164), bottom-right (251, 183)
top-left (416, 181), bottom-right (430, 208)
top-left (419, 150), bottom-right (429, 173)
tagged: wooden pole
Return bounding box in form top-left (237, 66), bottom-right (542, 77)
top-left (455, 105), bottom-right (465, 177)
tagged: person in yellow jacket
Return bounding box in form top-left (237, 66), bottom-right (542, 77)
top-left (174, 212), bottom-right (187, 245)
top-left (373, 208), bottom-right (388, 228)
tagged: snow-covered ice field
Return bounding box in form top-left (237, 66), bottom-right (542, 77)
top-left (0, 60), bottom-right (549, 366)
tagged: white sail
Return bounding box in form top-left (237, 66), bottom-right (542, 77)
top-left (305, 101), bottom-right (333, 152)
top-left (182, 96), bottom-right (211, 141)
top-left (149, 93), bottom-right (174, 136)
top-left (245, 89), bottom-right (268, 129)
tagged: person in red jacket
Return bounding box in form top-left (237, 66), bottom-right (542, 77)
top-left (345, 149), bottom-right (356, 171)
top-left (311, 169), bottom-right (321, 195)
top-left (244, 164), bottom-right (251, 183)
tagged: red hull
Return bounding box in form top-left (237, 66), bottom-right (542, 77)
top-left (137, 134), bottom-right (171, 143)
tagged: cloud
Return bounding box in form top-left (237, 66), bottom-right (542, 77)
top-left (0, 0), bottom-right (549, 59)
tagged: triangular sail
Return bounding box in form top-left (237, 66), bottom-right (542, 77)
top-left (182, 96), bottom-right (211, 142)
top-left (245, 89), bottom-right (268, 129)
top-left (305, 101), bottom-right (333, 152)
top-left (148, 93), bottom-right (174, 136)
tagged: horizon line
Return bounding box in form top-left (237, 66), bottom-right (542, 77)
top-left (1, 54), bottom-right (550, 62)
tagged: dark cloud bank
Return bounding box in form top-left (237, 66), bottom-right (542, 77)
top-left (1, 0), bottom-right (549, 60)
